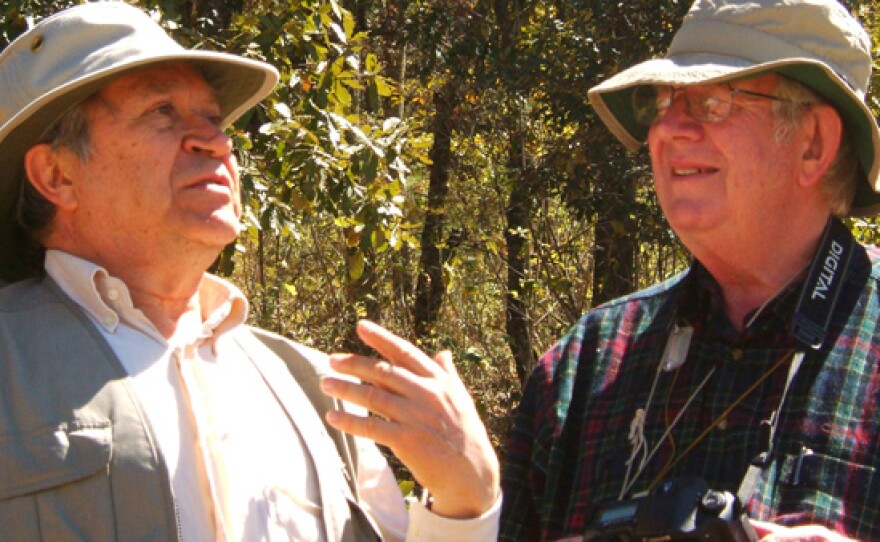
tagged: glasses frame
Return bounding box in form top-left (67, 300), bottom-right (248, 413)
top-left (632, 83), bottom-right (794, 127)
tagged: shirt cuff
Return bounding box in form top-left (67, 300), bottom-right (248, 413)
top-left (404, 494), bottom-right (501, 542)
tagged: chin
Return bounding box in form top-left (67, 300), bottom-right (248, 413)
top-left (661, 202), bottom-right (718, 231)
top-left (185, 221), bottom-right (241, 250)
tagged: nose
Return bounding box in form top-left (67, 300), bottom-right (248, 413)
top-left (182, 116), bottom-right (232, 158)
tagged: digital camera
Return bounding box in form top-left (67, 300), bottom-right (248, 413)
top-left (584, 476), bottom-right (758, 541)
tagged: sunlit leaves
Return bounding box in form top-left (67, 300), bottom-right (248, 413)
top-left (221, 0), bottom-right (422, 275)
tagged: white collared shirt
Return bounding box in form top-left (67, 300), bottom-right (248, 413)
top-left (45, 249), bottom-right (499, 542)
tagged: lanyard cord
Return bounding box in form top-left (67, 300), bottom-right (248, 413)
top-left (620, 362), bottom-right (716, 499)
top-left (620, 260), bottom-right (810, 499)
top-left (620, 363), bottom-right (663, 499)
top-left (646, 348), bottom-right (797, 492)
top-left (737, 350), bottom-right (805, 505)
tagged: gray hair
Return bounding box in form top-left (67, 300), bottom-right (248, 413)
top-left (772, 76), bottom-right (859, 217)
top-left (16, 98), bottom-right (93, 240)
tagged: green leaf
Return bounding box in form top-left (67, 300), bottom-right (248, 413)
top-left (348, 250), bottom-right (365, 280)
top-left (365, 53), bottom-right (379, 73)
top-left (333, 81), bottom-right (352, 107)
top-left (373, 75), bottom-right (393, 97)
top-left (398, 479), bottom-right (415, 499)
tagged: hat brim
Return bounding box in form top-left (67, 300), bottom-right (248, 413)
top-left (588, 55), bottom-right (880, 216)
top-left (0, 51), bottom-right (278, 281)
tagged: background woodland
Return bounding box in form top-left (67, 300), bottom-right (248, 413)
top-left (4, 0), bottom-right (880, 476)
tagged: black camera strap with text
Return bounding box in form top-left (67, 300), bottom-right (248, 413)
top-left (790, 218), bottom-right (856, 349)
top-left (738, 217), bottom-right (857, 505)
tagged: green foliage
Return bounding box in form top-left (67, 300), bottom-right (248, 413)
top-left (5, 0), bottom-right (880, 480)
top-left (848, 1), bottom-right (880, 244)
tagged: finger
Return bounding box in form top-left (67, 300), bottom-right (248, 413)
top-left (750, 520), bottom-right (776, 537)
top-left (320, 375), bottom-right (417, 422)
top-left (323, 406), bottom-right (404, 447)
top-left (749, 520), bottom-right (854, 542)
top-left (433, 349), bottom-right (459, 377)
top-left (328, 352), bottom-right (425, 398)
top-left (432, 349), bottom-right (471, 399)
top-left (355, 320), bottom-right (440, 378)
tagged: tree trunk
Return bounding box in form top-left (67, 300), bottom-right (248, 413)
top-left (505, 170), bottom-right (535, 386)
top-left (494, 0), bottom-right (537, 385)
top-left (342, 246), bottom-right (381, 352)
top-left (591, 181), bottom-right (636, 305)
top-left (413, 83), bottom-right (457, 341)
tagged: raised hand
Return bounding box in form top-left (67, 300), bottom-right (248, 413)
top-left (320, 320), bottom-right (500, 519)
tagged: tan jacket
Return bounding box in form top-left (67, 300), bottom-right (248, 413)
top-left (0, 278), bottom-right (380, 541)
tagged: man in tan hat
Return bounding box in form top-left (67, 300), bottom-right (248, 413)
top-left (0, 3), bottom-right (500, 541)
top-left (502, 1), bottom-right (880, 541)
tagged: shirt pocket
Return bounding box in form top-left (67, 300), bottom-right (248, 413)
top-left (0, 421), bottom-right (116, 541)
top-left (772, 450), bottom-right (874, 528)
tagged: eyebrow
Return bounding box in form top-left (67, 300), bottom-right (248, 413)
top-left (147, 79), bottom-right (218, 102)
top-left (116, 70), bottom-right (221, 106)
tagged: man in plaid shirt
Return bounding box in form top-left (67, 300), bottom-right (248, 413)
top-left (501, 1), bottom-right (880, 541)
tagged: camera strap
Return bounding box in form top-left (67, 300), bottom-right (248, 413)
top-left (738, 218), bottom-right (856, 504)
top-left (736, 350), bottom-right (804, 505)
top-left (790, 218), bottom-right (856, 349)
top-left (622, 219), bottom-right (857, 501)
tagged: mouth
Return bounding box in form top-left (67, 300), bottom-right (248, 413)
top-left (186, 173), bottom-right (234, 191)
top-left (672, 166), bottom-right (718, 177)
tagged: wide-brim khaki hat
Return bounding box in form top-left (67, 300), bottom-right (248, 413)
top-left (588, 0), bottom-right (880, 216)
top-left (0, 2), bottom-right (279, 282)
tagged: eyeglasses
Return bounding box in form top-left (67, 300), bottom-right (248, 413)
top-left (631, 83), bottom-right (795, 126)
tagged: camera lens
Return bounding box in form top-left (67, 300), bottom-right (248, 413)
top-left (700, 490), bottom-right (727, 514)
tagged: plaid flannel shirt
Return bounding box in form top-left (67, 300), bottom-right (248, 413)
top-left (501, 227), bottom-right (880, 541)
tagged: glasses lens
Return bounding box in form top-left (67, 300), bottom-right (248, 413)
top-left (632, 85), bottom-right (661, 126)
top-left (687, 85), bottom-right (733, 123)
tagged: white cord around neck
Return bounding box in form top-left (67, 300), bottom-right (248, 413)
top-left (619, 262), bottom-right (809, 500)
top-left (619, 361), bottom-right (715, 499)
top-left (742, 262), bottom-right (809, 331)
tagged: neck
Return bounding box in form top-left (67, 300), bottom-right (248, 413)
top-left (715, 261), bottom-right (809, 331)
top-left (50, 239), bottom-right (213, 339)
top-left (47, 215), bottom-right (230, 338)
top-left (124, 274), bottom-right (205, 339)
top-left (689, 216), bottom-right (830, 331)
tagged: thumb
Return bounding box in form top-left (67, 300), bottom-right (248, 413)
top-left (433, 349), bottom-right (458, 375)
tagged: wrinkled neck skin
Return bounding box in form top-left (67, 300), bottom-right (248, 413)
top-left (683, 212), bottom-right (829, 331)
top-left (115, 260), bottom-right (208, 339)
top-left (46, 223), bottom-right (218, 339)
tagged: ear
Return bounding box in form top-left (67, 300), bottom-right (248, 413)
top-left (23, 144), bottom-right (79, 211)
top-left (797, 104), bottom-right (843, 188)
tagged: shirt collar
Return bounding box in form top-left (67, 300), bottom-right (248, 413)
top-left (677, 261), bottom-right (802, 342)
top-left (45, 249), bottom-right (249, 346)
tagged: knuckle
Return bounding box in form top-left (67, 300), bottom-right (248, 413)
top-left (373, 360), bottom-right (395, 379)
top-left (355, 413), bottom-right (388, 442)
top-left (363, 382), bottom-right (385, 411)
top-left (355, 413), bottom-right (374, 434)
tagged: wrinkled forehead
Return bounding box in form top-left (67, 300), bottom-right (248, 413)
top-left (94, 62), bottom-right (220, 108)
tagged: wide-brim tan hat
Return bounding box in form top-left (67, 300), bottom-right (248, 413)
top-left (0, 2), bottom-right (279, 282)
top-left (587, 0), bottom-right (880, 216)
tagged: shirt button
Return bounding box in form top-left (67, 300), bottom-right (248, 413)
top-left (730, 348), bottom-right (743, 361)
top-left (107, 289), bottom-right (119, 301)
